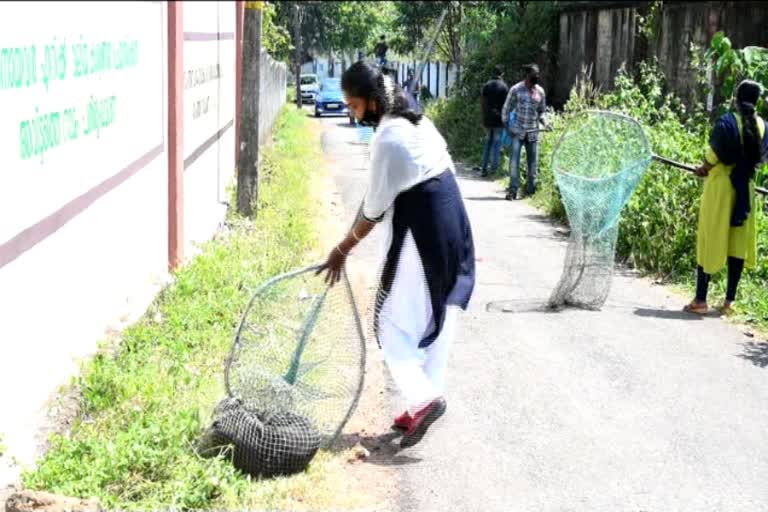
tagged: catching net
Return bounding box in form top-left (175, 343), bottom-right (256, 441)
top-left (548, 110), bottom-right (652, 310)
top-left (197, 265), bottom-right (366, 478)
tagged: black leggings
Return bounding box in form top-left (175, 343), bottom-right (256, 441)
top-left (695, 257), bottom-right (745, 302)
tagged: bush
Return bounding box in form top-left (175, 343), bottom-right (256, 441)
top-left (426, 96), bottom-right (486, 163)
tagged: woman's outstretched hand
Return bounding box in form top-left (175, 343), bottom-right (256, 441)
top-left (317, 246), bottom-right (347, 285)
top-left (315, 217), bottom-right (374, 286)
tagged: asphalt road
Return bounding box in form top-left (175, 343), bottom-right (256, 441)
top-left (317, 112), bottom-right (768, 512)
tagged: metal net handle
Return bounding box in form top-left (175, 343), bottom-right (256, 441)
top-left (225, 195), bottom-right (365, 396)
top-left (551, 110), bottom-right (760, 193)
top-left (225, 263), bottom-right (365, 396)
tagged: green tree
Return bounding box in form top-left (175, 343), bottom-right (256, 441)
top-left (460, 1), bottom-right (556, 97)
top-left (391, 1), bottom-right (520, 87)
top-left (705, 32), bottom-right (768, 116)
top-left (273, 1), bottom-right (394, 62)
top-left (262, 2), bottom-right (292, 61)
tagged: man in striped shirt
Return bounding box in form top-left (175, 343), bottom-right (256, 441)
top-left (501, 64), bottom-right (547, 200)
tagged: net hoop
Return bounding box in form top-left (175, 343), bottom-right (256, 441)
top-left (224, 263), bottom-right (366, 443)
top-left (552, 109), bottom-right (652, 182)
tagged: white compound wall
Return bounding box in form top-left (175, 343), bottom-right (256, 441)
top-left (0, 0), bottom-right (285, 486)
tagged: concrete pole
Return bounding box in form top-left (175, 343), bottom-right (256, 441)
top-left (236, 1), bottom-right (263, 217)
top-left (294, 3), bottom-right (303, 109)
top-left (167, 1), bottom-right (184, 270)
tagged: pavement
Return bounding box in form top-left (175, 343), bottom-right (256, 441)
top-left (317, 113), bottom-right (768, 512)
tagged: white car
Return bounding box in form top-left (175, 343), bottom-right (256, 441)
top-left (300, 74), bottom-right (319, 104)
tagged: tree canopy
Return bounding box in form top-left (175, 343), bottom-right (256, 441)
top-left (268, 1), bottom-right (395, 61)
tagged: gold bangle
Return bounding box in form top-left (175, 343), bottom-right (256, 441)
top-left (335, 245), bottom-right (348, 257)
top-left (351, 229), bottom-right (362, 242)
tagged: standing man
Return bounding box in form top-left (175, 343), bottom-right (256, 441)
top-left (374, 35), bottom-right (389, 66)
top-left (477, 65), bottom-right (509, 177)
top-left (404, 69), bottom-right (420, 111)
top-left (404, 69), bottom-right (415, 92)
top-left (501, 64), bottom-right (547, 200)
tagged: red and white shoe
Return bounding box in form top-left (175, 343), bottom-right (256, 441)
top-left (400, 398), bottom-right (447, 448)
top-left (391, 411), bottom-right (411, 431)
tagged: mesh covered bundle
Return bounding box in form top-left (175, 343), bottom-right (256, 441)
top-left (199, 265), bottom-right (365, 478)
top-left (548, 111), bottom-right (652, 310)
top-left (197, 398), bottom-right (321, 477)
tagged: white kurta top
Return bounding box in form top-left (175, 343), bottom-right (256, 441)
top-left (362, 115), bottom-right (455, 258)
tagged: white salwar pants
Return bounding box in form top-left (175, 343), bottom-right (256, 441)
top-left (377, 230), bottom-right (459, 415)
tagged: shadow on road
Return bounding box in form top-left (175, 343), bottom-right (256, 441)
top-left (633, 308), bottom-right (707, 320)
top-left (486, 298), bottom-right (559, 314)
top-left (331, 431), bottom-right (423, 467)
top-left (465, 196), bottom-right (508, 202)
top-left (505, 232), bottom-right (569, 242)
top-left (455, 172), bottom-right (500, 184)
top-left (518, 212), bottom-right (562, 225)
top-left (738, 341), bottom-right (768, 368)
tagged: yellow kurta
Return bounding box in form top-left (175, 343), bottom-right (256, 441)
top-left (696, 114), bottom-right (764, 274)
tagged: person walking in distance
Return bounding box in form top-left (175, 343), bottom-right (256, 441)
top-left (501, 64), bottom-right (547, 200)
top-left (476, 65), bottom-right (509, 177)
top-left (403, 69), bottom-right (421, 111)
top-left (374, 35), bottom-right (389, 67)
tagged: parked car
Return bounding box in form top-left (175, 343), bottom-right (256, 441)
top-left (314, 78), bottom-right (351, 120)
top-left (300, 74), bottom-right (319, 103)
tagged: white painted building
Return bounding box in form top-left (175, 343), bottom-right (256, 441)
top-left (0, 1), bottom-right (285, 488)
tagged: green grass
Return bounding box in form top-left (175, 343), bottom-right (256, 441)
top-left (22, 107), bottom-right (366, 510)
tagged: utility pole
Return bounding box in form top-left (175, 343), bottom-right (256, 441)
top-left (237, 1), bottom-right (263, 217)
top-left (293, 3), bottom-right (303, 109)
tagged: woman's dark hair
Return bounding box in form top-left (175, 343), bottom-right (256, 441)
top-left (735, 79), bottom-right (763, 169)
top-left (342, 61), bottom-right (422, 125)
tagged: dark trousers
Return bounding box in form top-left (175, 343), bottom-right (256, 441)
top-left (508, 135), bottom-right (538, 195)
top-left (695, 257), bottom-right (745, 302)
top-left (481, 128), bottom-right (503, 173)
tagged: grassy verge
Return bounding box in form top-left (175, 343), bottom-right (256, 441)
top-left (22, 107), bottom-right (364, 510)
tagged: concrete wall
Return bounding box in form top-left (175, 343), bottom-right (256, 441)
top-left (0, 0), bottom-right (285, 485)
top-left (183, 0), bottom-right (236, 257)
top-left (260, 50), bottom-right (287, 145)
top-left (0, 2), bottom-right (168, 480)
top-left (554, 1), bottom-right (768, 107)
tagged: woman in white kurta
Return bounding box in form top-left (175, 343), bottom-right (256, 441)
top-left (320, 62), bottom-right (476, 449)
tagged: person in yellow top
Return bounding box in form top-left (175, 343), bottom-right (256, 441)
top-left (685, 80), bottom-right (768, 316)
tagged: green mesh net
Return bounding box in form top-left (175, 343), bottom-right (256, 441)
top-left (548, 110), bottom-right (652, 310)
top-left (197, 265), bottom-right (366, 478)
